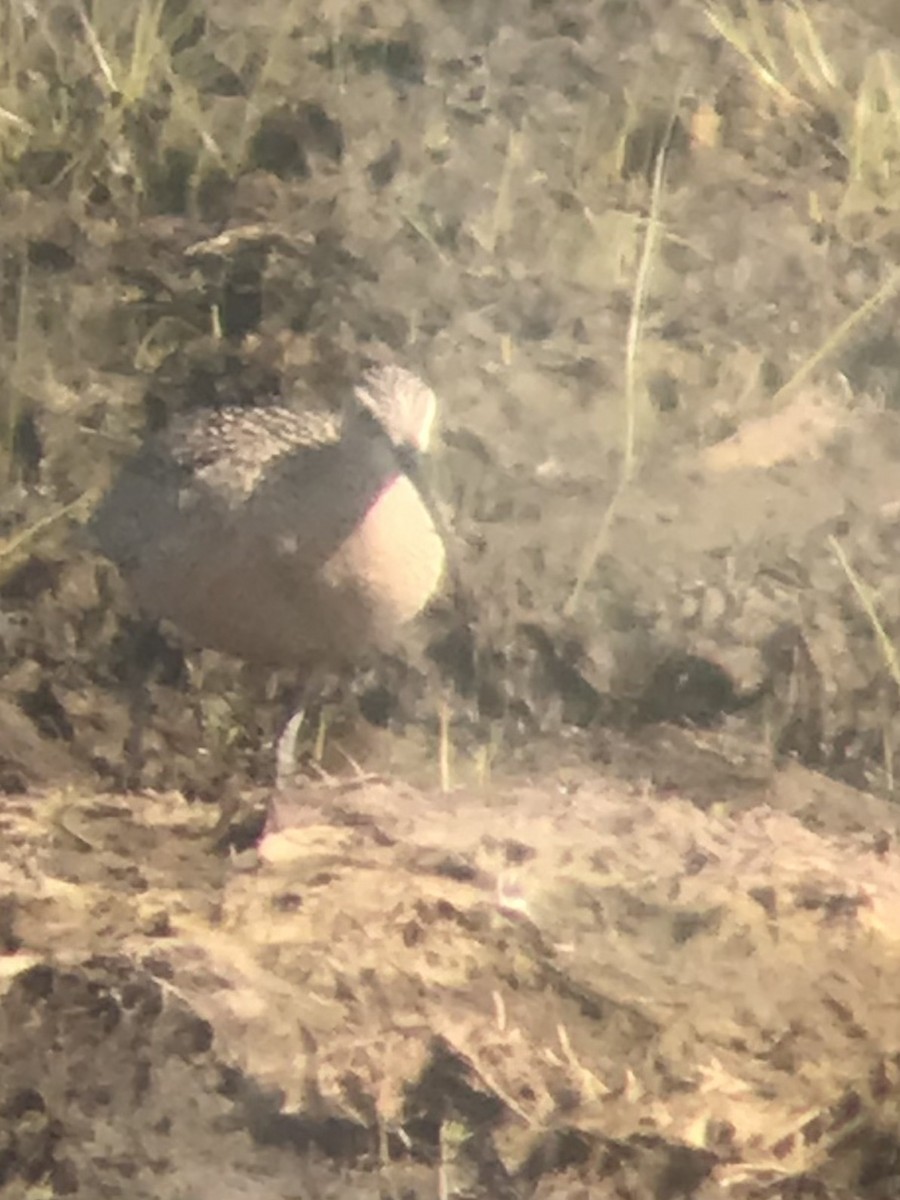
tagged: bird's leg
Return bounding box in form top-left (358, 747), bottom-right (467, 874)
top-left (121, 619), bottom-right (171, 789)
top-left (266, 672), bottom-right (327, 836)
top-left (274, 701), bottom-right (340, 785)
top-left (123, 683), bottom-right (150, 790)
top-left (274, 705), bottom-right (310, 788)
top-left (272, 663), bottom-right (336, 788)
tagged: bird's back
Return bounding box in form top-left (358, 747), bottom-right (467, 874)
top-left (93, 399), bottom-right (445, 666)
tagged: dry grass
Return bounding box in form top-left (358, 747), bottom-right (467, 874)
top-left (565, 131), bottom-right (671, 616)
top-left (0, 0), bottom-right (333, 204)
top-left (1, 0), bottom-right (900, 796)
top-left (706, 0), bottom-right (900, 229)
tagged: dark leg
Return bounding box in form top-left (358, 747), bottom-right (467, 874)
top-left (121, 620), bottom-right (162, 788)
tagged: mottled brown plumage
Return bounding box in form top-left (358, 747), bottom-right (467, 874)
top-left (93, 366), bottom-right (446, 672)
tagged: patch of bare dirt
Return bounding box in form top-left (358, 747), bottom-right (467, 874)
top-left (1, 768), bottom-right (900, 1197)
top-left (3, 0), bottom-right (900, 1194)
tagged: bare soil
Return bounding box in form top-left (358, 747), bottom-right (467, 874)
top-left (3, 0), bottom-right (900, 1195)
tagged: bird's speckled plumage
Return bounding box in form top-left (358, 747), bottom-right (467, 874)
top-left (93, 366), bottom-right (446, 668)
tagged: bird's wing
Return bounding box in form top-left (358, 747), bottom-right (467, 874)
top-left (165, 406), bottom-right (341, 498)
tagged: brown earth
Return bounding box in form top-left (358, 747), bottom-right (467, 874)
top-left (3, 0), bottom-right (900, 1195)
top-left (4, 765), bottom-right (900, 1199)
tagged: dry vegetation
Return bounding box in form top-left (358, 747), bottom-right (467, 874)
top-left (2, 0), bottom-right (900, 1195)
top-left (0, 0), bottom-right (899, 793)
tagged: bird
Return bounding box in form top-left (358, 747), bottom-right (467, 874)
top-left (92, 364), bottom-right (448, 782)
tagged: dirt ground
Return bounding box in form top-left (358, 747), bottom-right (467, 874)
top-left (4, 0), bottom-right (900, 1195)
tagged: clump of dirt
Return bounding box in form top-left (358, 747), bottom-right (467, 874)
top-left (3, 0), bottom-right (900, 1193)
top-left (3, 770), bottom-right (900, 1198)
